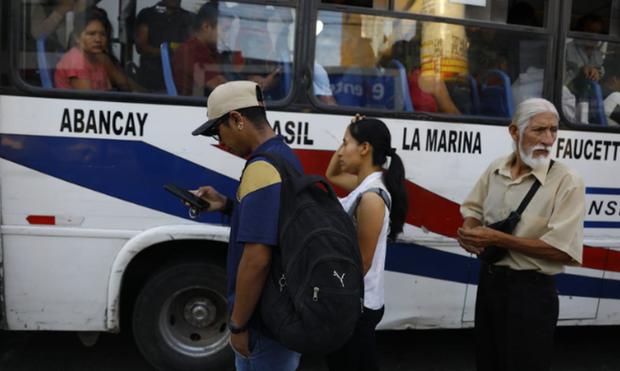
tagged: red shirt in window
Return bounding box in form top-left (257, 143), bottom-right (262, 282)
top-left (408, 68), bottom-right (437, 112)
top-left (172, 37), bottom-right (223, 96)
top-left (54, 47), bottom-right (111, 91)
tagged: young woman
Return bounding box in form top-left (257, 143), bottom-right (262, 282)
top-left (55, 11), bottom-right (143, 92)
top-left (325, 117), bottom-right (408, 371)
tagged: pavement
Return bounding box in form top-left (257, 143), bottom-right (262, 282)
top-left (0, 326), bottom-right (619, 370)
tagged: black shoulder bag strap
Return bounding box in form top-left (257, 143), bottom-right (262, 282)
top-left (515, 160), bottom-right (555, 215)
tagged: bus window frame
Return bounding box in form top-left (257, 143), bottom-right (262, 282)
top-left (554, 0), bottom-right (620, 133)
top-left (318, 0), bottom-right (552, 28)
top-left (0, 0), bottom-right (8, 89)
top-left (7, 0), bottom-right (301, 108)
top-left (306, 1), bottom-right (558, 127)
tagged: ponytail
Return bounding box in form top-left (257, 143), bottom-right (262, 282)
top-left (384, 151), bottom-right (407, 241)
top-left (348, 118), bottom-right (409, 241)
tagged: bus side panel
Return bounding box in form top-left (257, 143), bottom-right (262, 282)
top-left (2, 234), bottom-right (123, 330)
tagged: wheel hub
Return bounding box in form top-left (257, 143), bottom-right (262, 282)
top-left (184, 297), bottom-right (217, 328)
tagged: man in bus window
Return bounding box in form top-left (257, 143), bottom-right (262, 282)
top-left (313, 62), bottom-right (337, 105)
top-left (458, 98), bottom-right (585, 371)
top-left (134, 0), bottom-right (194, 92)
top-left (190, 81), bottom-right (302, 371)
top-left (599, 55), bottom-right (620, 126)
top-left (565, 14), bottom-right (606, 98)
top-left (172, 2), bottom-right (226, 96)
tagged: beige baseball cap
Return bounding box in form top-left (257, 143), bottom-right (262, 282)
top-left (192, 80), bottom-right (265, 136)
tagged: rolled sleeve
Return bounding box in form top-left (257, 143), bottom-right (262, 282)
top-left (540, 175), bottom-right (585, 264)
top-left (460, 166), bottom-right (492, 222)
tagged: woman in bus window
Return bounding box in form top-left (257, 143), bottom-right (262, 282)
top-left (54, 12), bottom-right (111, 90)
top-left (54, 11), bottom-right (144, 92)
top-left (325, 116), bottom-right (408, 371)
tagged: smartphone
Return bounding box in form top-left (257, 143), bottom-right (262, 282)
top-left (164, 184), bottom-right (210, 210)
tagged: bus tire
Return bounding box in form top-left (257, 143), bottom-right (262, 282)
top-left (132, 261), bottom-right (233, 371)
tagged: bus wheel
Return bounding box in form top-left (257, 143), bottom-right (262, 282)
top-left (132, 262), bottom-right (232, 371)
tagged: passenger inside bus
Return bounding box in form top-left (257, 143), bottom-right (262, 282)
top-left (134, 0), bottom-right (195, 92)
top-left (172, 2), bottom-right (280, 97)
top-left (565, 14), bottom-right (606, 100)
top-left (314, 63), bottom-right (338, 105)
top-left (23, 0), bottom-right (107, 86)
top-left (385, 39), bottom-right (461, 114)
top-left (54, 11), bottom-right (143, 92)
top-left (467, 27), bottom-right (510, 82)
top-left (599, 56), bottom-right (620, 126)
top-left (172, 2), bottom-right (226, 96)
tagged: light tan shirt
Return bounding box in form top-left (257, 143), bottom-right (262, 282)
top-left (460, 153), bottom-right (585, 275)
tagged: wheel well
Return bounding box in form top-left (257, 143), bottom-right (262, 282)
top-left (118, 239), bottom-right (227, 333)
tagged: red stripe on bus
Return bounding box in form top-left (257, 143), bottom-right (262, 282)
top-left (26, 215), bottom-right (55, 225)
top-left (294, 148), bottom-right (620, 273)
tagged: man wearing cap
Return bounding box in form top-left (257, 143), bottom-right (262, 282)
top-left (457, 98), bottom-right (585, 371)
top-left (192, 80), bottom-right (302, 370)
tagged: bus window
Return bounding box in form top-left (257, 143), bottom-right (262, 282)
top-left (563, 3), bottom-right (620, 127)
top-left (399, 0), bottom-right (546, 27)
top-left (16, 0), bottom-right (296, 102)
top-left (314, 9), bottom-right (549, 118)
top-left (569, 1), bottom-right (612, 34)
top-left (322, 0), bottom-right (388, 9)
top-left (324, 0), bottom-right (548, 27)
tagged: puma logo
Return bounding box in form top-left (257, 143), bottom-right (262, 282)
top-left (333, 270), bottom-right (346, 287)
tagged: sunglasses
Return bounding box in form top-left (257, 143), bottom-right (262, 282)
top-left (211, 113), bottom-right (230, 141)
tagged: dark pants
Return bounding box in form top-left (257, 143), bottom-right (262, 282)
top-left (327, 306), bottom-right (385, 371)
top-left (475, 263), bottom-right (559, 371)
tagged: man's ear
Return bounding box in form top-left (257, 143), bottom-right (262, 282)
top-left (509, 123), bottom-right (519, 143)
top-left (229, 111), bottom-right (243, 129)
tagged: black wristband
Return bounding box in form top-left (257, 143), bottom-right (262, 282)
top-left (228, 319), bottom-right (248, 334)
top-left (222, 197), bottom-right (234, 216)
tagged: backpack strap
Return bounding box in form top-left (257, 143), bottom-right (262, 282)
top-left (248, 151), bottom-right (339, 200)
top-left (246, 151), bottom-right (298, 179)
top-left (348, 187), bottom-right (391, 219)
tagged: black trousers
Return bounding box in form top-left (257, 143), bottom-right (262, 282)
top-left (326, 306), bottom-right (385, 371)
top-left (475, 263), bottom-right (559, 371)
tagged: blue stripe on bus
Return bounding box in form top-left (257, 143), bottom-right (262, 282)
top-left (586, 187), bottom-right (620, 195)
top-left (2, 135), bottom-right (619, 300)
top-left (584, 188), bottom-right (620, 229)
top-left (386, 242), bottom-right (620, 300)
top-left (0, 134), bottom-right (239, 224)
top-left (584, 221), bottom-right (620, 228)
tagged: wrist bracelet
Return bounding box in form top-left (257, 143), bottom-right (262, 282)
top-left (228, 319), bottom-right (248, 334)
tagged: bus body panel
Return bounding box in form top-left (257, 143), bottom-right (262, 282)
top-left (0, 95), bottom-right (619, 330)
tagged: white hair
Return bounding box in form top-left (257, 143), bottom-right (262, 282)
top-left (513, 98), bottom-right (559, 135)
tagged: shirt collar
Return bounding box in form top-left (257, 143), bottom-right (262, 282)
top-left (250, 135), bottom-right (284, 157)
top-left (495, 152), bottom-right (550, 184)
top-left (358, 171), bottom-right (383, 189)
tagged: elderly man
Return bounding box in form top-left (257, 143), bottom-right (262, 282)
top-left (458, 98), bottom-right (585, 371)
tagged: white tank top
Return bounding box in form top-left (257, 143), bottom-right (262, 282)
top-left (339, 171), bottom-right (390, 310)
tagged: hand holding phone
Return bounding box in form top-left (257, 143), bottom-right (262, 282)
top-left (164, 184), bottom-right (210, 211)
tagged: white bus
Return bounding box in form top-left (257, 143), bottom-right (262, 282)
top-left (1, 0), bottom-right (619, 370)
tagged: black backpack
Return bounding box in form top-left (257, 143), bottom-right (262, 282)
top-left (249, 151), bottom-right (364, 354)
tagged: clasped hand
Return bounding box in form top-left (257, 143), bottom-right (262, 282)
top-left (457, 226), bottom-right (498, 255)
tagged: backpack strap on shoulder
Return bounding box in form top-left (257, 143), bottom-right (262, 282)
top-left (348, 187), bottom-right (391, 218)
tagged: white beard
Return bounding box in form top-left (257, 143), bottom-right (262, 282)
top-left (519, 142), bottom-right (551, 171)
